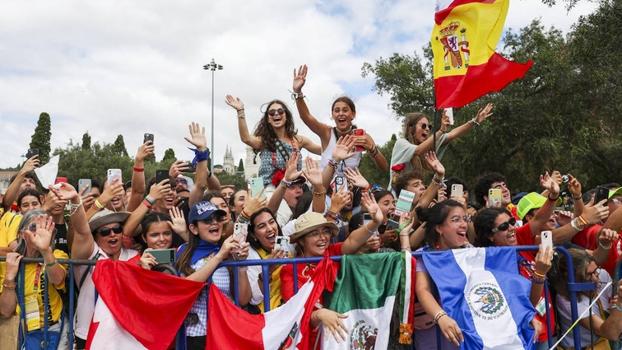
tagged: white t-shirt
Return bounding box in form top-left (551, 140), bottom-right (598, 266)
top-left (73, 244), bottom-right (138, 340)
top-left (556, 269), bottom-right (612, 348)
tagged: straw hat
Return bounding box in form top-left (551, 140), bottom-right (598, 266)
top-left (289, 212), bottom-right (338, 243)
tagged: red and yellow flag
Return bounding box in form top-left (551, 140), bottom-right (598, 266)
top-left (431, 0), bottom-right (533, 109)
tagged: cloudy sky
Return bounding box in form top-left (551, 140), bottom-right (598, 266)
top-left (0, 0), bottom-right (598, 169)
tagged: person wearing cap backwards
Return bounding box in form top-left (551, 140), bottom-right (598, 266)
top-left (175, 201), bottom-right (251, 350)
top-left (280, 191), bottom-right (386, 345)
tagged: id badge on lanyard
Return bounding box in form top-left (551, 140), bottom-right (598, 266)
top-left (25, 264), bottom-right (43, 331)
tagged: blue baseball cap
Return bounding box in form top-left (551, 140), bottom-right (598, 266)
top-left (188, 201), bottom-right (227, 223)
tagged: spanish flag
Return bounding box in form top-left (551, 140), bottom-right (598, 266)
top-left (432, 0), bottom-right (533, 109)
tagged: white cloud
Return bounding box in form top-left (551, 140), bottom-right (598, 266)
top-left (0, 0), bottom-right (598, 172)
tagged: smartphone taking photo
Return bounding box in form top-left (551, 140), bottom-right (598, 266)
top-left (107, 169), bottom-right (122, 184)
top-left (150, 248), bottom-right (175, 265)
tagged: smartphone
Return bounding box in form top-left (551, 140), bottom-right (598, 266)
top-left (540, 230), bottom-right (553, 250)
top-left (143, 133), bottom-right (154, 144)
top-left (386, 219), bottom-right (400, 231)
top-left (594, 187), bottom-right (609, 204)
top-left (451, 184), bottom-right (464, 199)
top-left (395, 190), bottom-right (416, 216)
top-left (107, 169), bottom-right (122, 184)
top-left (233, 223), bottom-right (248, 242)
top-left (274, 236), bottom-right (289, 251)
top-left (26, 148), bottom-right (40, 159)
top-left (155, 169), bottom-right (169, 184)
top-left (444, 108), bottom-right (454, 126)
top-left (78, 179), bottom-right (92, 194)
top-left (488, 188), bottom-right (503, 208)
top-left (353, 129), bottom-right (365, 152)
top-left (150, 248), bottom-right (175, 265)
top-left (334, 175), bottom-right (348, 193)
top-left (249, 177), bottom-right (264, 198)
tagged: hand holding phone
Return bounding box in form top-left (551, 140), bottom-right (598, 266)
top-left (149, 248), bottom-right (175, 265)
top-left (143, 133), bottom-right (154, 144)
top-left (451, 184), bottom-right (464, 199)
top-left (353, 129), bottom-right (365, 152)
top-left (78, 179), bottom-right (92, 195)
top-left (155, 170), bottom-right (169, 184)
top-left (233, 223), bottom-right (248, 243)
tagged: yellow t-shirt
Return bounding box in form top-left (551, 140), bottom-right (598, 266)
top-left (0, 211), bottom-right (22, 293)
top-left (256, 248), bottom-right (284, 313)
top-left (17, 250), bottom-right (68, 331)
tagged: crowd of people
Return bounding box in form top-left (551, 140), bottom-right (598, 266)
top-left (1, 65), bottom-right (622, 350)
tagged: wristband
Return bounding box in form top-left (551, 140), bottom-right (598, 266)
top-left (190, 147), bottom-right (210, 168)
top-left (469, 118), bottom-right (480, 126)
top-left (611, 304), bottom-right (622, 312)
top-left (532, 270), bottom-right (546, 279)
top-left (433, 310), bottom-right (447, 324)
top-left (2, 281), bottom-right (16, 290)
top-left (281, 179), bottom-right (294, 187)
top-left (548, 194), bottom-right (559, 201)
top-left (577, 215), bottom-right (588, 226)
top-left (145, 195), bottom-right (156, 205)
top-left (365, 223), bottom-right (378, 236)
top-left (573, 195), bottom-right (583, 201)
top-left (325, 211), bottom-right (339, 221)
top-left (94, 199), bottom-right (105, 210)
top-left (133, 166), bottom-right (144, 172)
top-left (45, 260), bottom-right (58, 268)
top-left (328, 159), bottom-right (338, 169)
top-left (142, 199), bottom-right (153, 209)
top-left (291, 91), bottom-right (305, 100)
top-left (570, 217), bottom-right (582, 232)
top-left (532, 276), bottom-right (545, 284)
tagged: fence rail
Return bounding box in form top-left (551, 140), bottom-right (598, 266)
top-left (0, 246), bottom-right (592, 350)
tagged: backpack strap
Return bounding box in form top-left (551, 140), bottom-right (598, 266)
top-left (77, 251), bottom-right (101, 291)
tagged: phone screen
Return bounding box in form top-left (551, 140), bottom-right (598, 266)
top-left (594, 187), bottom-right (609, 204)
top-left (107, 169), bottom-right (122, 184)
top-left (540, 230), bottom-right (553, 250)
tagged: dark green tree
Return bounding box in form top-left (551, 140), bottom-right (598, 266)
top-left (81, 132), bottom-right (91, 150)
top-left (359, 134), bottom-right (398, 188)
top-left (162, 148), bottom-right (176, 163)
top-left (237, 159), bottom-right (244, 172)
top-left (215, 172), bottom-right (247, 190)
top-left (29, 112), bottom-right (52, 163)
top-left (111, 135), bottom-right (129, 157)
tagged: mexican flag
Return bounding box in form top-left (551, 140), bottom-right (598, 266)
top-left (322, 252), bottom-right (415, 349)
top-left (86, 260), bottom-right (203, 350)
top-left (206, 255), bottom-right (337, 350)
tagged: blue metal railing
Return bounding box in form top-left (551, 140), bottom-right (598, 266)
top-left (0, 245), bottom-right (592, 350)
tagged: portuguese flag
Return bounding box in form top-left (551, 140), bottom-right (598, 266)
top-left (322, 252), bottom-right (415, 349)
top-left (431, 0), bottom-right (533, 108)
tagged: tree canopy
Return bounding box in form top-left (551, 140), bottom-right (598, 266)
top-left (29, 112), bottom-right (52, 163)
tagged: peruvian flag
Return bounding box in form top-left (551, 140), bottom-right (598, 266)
top-left (206, 255), bottom-right (336, 349)
top-left (86, 260), bottom-right (203, 350)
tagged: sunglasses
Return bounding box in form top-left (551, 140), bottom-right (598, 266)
top-left (492, 217), bottom-right (517, 233)
top-left (200, 216), bottom-right (225, 225)
top-left (268, 109), bottom-right (285, 117)
top-left (97, 225), bottom-right (123, 236)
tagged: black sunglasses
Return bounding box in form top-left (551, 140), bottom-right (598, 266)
top-left (419, 123), bottom-right (432, 130)
top-left (492, 217), bottom-right (517, 233)
top-left (268, 109), bottom-right (285, 117)
top-left (97, 225), bottom-right (123, 237)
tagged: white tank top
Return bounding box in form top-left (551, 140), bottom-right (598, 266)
top-left (320, 128), bottom-right (362, 170)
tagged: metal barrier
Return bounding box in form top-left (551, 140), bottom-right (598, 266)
top-left (0, 245), bottom-right (594, 350)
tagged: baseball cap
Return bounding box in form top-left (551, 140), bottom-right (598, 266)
top-left (188, 201), bottom-right (226, 223)
top-left (517, 192), bottom-right (547, 220)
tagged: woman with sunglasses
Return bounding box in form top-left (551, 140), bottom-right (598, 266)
top-left (176, 201), bottom-right (251, 349)
top-left (413, 199), bottom-right (474, 349)
top-left (549, 242), bottom-right (622, 349)
top-left (225, 95), bottom-right (320, 190)
top-left (473, 207), bottom-right (554, 349)
top-left (292, 65), bottom-right (388, 172)
top-left (389, 105), bottom-right (493, 187)
top-left (0, 210), bottom-right (68, 350)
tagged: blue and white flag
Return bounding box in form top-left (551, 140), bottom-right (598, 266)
top-left (423, 248), bottom-right (535, 349)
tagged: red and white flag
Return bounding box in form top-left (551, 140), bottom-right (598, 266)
top-left (86, 260), bottom-right (203, 350)
top-left (206, 256), bottom-right (336, 350)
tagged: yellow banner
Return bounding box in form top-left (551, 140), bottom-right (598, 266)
top-left (431, 0), bottom-right (509, 79)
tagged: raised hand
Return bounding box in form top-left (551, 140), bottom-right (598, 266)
top-left (100, 179), bottom-right (126, 205)
top-left (598, 228), bottom-right (618, 249)
top-left (567, 174), bottom-right (582, 198)
top-left (581, 200), bottom-right (609, 225)
top-left (534, 246), bottom-right (553, 276)
top-left (168, 207), bottom-right (187, 235)
top-left (5, 252), bottom-right (23, 281)
top-left (540, 171), bottom-right (560, 197)
top-left (50, 182), bottom-right (79, 202)
top-left (474, 103), bottom-right (494, 124)
top-left (303, 157), bottom-right (323, 188)
top-left (225, 95), bottom-right (244, 111)
top-left (329, 188), bottom-right (350, 213)
top-left (217, 235), bottom-right (240, 260)
top-left (344, 168), bottom-right (369, 189)
top-left (284, 151), bottom-right (302, 181)
top-left (149, 179), bottom-right (172, 201)
top-left (332, 135), bottom-right (356, 161)
top-left (184, 122), bottom-right (207, 151)
top-left (292, 65), bottom-right (308, 93)
top-left (424, 151), bottom-right (445, 177)
top-left (361, 192), bottom-right (383, 224)
top-left (24, 215), bottom-right (55, 253)
top-left (20, 155), bottom-right (40, 175)
top-left (169, 160), bottom-right (191, 178)
top-left (241, 194), bottom-right (267, 218)
top-left (135, 141), bottom-right (155, 162)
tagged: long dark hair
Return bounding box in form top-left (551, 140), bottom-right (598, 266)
top-left (415, 199), bottom-right (464, 248)
top-left (254, 100), bottom-right (297, 152)
top-left (175, 230), bottom-right (201, 277)
top-left (139, 212), bottom-right (172, 250)
top-left (248, 208), bottom-right (282, 251)
top-left (548, 248), bottom-right (593, 298)
top-left (473, 207), bottom-right (511, 247)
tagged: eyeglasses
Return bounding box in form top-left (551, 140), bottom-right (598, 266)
top-left (491, 217), bottom-right (517, 233)
top-left (308, 227), bottom-right (332, 238)
top-left (268, 109), bottom-right (285, 117)
top-left (586, 267), bottom-right (600, 278)
top-left (449, 215), bottom-right (471, 224)
top-left (97, 225), bottom-right (123, 237)
top-left (200, 216), bottom-right (224, 225)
